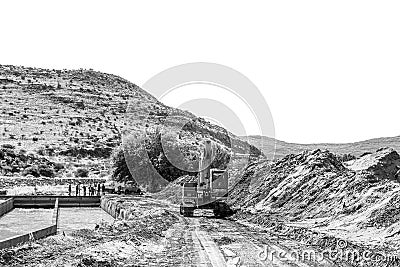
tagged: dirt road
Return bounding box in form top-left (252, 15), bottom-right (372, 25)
top-left (0, 197), bottom-right (340, 266)
top-left (142, 198), bottom-right (338, 267)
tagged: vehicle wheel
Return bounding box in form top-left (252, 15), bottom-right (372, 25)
top-left (213, 203), bottom-right (228, 218)
top-left (182, 208), bottom-right (194, 217)
top-left (179, 206), bottom-right (183, 215)
top-left (213, 209), bottom-right (222, 218)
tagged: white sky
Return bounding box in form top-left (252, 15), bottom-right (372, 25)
top-left (1, 1), bottom-right (399, 144)
top-left (160, 84), bottom-right (260, 137)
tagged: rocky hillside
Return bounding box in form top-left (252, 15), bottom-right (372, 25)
top-left (243, 135), bottom-right (400, 159)
top-left (0, 64), bottom-right (258, 184)
top-left (229, 147), bottom-right (400, 250)
top-left (0, 65), bottom-right (151, 179)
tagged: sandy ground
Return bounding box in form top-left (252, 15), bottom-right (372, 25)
top-left (0, 197), bottom-right (351, 267)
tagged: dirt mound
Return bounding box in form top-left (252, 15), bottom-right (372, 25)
top-left (228, 147), bottom-right (400, 251)
top-left (229, 148), bottom-right (400, 220)
top-left (229, 149), bottom-right (348, 217)
top-left (363, 193), bottom-right (400, 228)
top-left (348, 147), bottom-right (400, 181)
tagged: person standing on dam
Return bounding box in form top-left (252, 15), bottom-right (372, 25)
top-left (83, 185), bottom-right (87, 196)
top-left (76, 183), bottom-right (80, 196)
top-left (98, 183), bottom-right (101, 196)
top-left (102, 183), bottom-right (105, 195)
top-left (68, 184), bottom-right (72, 196)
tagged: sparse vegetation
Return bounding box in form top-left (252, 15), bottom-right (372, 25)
top-left (111, 147), bottom-right (134, 183)
top-left (75, 168), bottom-right (89, 178)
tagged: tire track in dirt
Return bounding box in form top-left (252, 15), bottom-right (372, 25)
top-left (145, 197), bottom-right (334, 266)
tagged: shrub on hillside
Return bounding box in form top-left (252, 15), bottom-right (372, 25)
top-left (38, 164), bottom-right (55, 177)
top-left (338, 153), bottom-right (357, 162)
top-left (2, 144), bottom-right (15, 150)
top-left (23, 165), bottom-right (55, 178)
top-left (53, 163), bottom-right (65, 173)
top-left (75, 168), bottom-right (89, 178)
top-left (111, 147), bottom-right (134, 183)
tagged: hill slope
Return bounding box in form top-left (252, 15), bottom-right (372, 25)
top-left (0, 64), bottom-right (258, 185)
top-left (243, 135), bottom-right (400, 159)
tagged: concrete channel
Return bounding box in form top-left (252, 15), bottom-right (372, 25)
top-left (0, 196), bottom-right (115, 250)
top-left (5, 195), bottom-right (101, 208)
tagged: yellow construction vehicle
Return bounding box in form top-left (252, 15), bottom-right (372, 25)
top-left (179, 140), bottom-right (231, 218)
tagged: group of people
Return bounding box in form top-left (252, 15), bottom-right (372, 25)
top-left (68, 183), bottom-right (106, 196)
